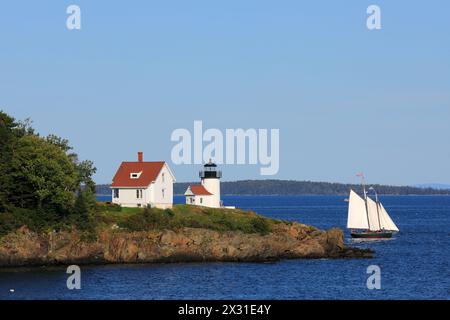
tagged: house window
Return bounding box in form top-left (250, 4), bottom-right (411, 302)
top-left (136, 189), bottom-right (143, 199)
top-left (162, 188), bottom-right (165, 198)
top-left (130, 172), bottom-right (142, 179)
top-left (162, 173), bottom-right (165, 183)
top-left (113, 189), bottom-right (119, 198)
top-left (200, 198), bottom-right (203, 204)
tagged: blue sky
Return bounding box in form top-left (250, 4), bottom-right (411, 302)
top-left (1, 1), bottom-right (449, 185)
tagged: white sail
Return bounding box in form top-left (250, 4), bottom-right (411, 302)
top-left (378, 202), bottom-right (399, 232)
top-left (347, 190), bottom-right (369, 230)
top-left (366, 196), bottom-right (381, 231)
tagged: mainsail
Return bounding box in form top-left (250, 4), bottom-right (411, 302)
top-left (366, 197), bottom-right (381, 231)
top-left (347, 190), bottom-right (369, 229)
top-left (347, 189), bottom-right (399, 232)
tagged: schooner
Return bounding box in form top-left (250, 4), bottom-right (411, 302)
top-left (347, 174), bottom-right (399, 239)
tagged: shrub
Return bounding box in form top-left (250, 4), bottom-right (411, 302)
top-left (164, 208), bottom-right (175, 217)
top-left (0, 207), bottom-right (63, 237)
top-left (250, 217), bottom-right (271, 235)
top-left (97, 202), bottom-right (121, 212)
top-left (117, 207), bottom-right (175, 231)
top-left (107, 205), bottom-right (274, 236)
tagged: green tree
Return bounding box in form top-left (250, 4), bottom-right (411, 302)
top-left (0, 111), bottom-right (19, 211)
top-left (0, 110), bottom-right (99, 236)
top-left (7, 135), bottom-right (79, 212)
top-left (75, 160), bottom-right (97, 211)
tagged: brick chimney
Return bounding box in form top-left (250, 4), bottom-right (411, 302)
top-left (138, 152), bottom-right (143, 162)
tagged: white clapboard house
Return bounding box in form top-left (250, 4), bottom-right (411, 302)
top-left (111, 152), bottom-right (176, 209)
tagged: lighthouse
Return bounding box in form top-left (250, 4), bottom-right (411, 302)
top-left (200, 160), bottom-right (222, 207)
top-left (184, 160), bottom-right (222, 208)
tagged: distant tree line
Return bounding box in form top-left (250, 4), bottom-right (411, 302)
top-left (96, 179), bottom-right (450, 196)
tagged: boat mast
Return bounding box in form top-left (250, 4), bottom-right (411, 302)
top-left (358, 173), bottom-right (371, 231)
top-left (370, 187), bottom-right (383, 231)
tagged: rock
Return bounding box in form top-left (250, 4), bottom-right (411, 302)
top-left (0, 223), bottom-right (373, 267)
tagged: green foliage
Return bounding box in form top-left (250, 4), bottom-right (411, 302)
top-left (250, 217), bottom-right (271, 235)
top-left (8, 135), bottom-right (78, 211)
top-left (0, 110), bottom-right (97, 237)
top-left (164, 208), bottom-right (175, 217)
top-left (117, 207), bottom-right (174, 231)
top-left (0, 207), bottom-right (61, 236)
top-left (99, 205), bottom-right (274, 235)
top-left (0, 111), bottom-right (19, 211)
top-left (97, 202), bottom-right (122, 212)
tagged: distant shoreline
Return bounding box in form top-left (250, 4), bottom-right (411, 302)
top-left (96, 193), bottom-right (450, 197)
top-left (96, 179), bottom-right (450, 196)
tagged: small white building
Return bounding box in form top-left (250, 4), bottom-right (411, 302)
top-left (184, 161), bottom-right (222, 208)
top-left (111, 152), bottom-right (176, 209)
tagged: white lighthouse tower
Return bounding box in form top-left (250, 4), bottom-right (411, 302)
top-left (199, 160), bottom-right (222, 208)
top-left (184, 160), bottom-right (222, 208)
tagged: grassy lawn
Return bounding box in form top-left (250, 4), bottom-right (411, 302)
top-left (95, 203), bottom-right (276, 235)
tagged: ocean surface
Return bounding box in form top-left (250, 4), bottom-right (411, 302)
top-left (1, 195), bottom-right (449, 300)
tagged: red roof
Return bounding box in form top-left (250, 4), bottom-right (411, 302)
top-left (111, 161), bottom-right (165, 187)
top-left (188, 185), bottom-right (213, 195)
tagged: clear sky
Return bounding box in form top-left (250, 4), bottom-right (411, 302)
top-left (1, 1), bottom-right (449, 185)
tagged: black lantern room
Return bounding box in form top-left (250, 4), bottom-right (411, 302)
top-left (199, 160), bottom-right (222, 179)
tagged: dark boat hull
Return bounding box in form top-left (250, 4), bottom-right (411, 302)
top-left (351, 231), bottom-right (393, 239)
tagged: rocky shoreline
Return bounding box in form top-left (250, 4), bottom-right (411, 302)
top-left (0, 222), bottom-right (373, 267)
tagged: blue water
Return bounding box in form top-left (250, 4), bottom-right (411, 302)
top-left (1, 195), bottom-right (449, 300)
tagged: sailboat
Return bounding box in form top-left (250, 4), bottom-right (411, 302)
top-left (347, 175), bottom-right (399, 239)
